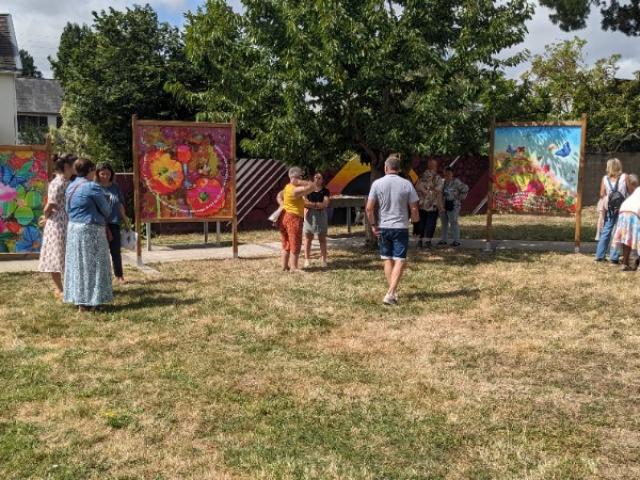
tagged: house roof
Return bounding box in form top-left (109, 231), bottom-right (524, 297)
top-left (0, 14), bottom-right (21, 73)
top-left (16, 78), bottom-right (63, 114)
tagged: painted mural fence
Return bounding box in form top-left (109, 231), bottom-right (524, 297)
top-left (0, 146), bottom-right (49, 255)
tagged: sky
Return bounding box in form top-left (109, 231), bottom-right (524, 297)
top-left (3, 0), bottom-right (639, 80)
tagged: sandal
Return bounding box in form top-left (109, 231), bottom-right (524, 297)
top-left (621, 265), bottom-right (634, 272)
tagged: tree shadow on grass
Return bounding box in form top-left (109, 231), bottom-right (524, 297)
top-left (413, 249), bottom-right (554, 266)
top-left (106, 295), bottom-right (196, 313)
top-left (125, 277), bottom-right (193, 285)
top-left (462, 222), bottom-right (597, 243)
top-left (401, 288), bottom-right (481, 302)
top-left (165, 241), bottom-right (234, 250)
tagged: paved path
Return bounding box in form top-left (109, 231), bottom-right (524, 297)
top-left (0, 237), bottom-right (598, 273)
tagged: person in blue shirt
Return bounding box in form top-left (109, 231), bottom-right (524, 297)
top-left (63, 158), bottom-right (114, 311)
top-left (96, 162), bottom-right (129, 283)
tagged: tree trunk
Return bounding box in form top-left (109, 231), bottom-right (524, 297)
top-left (365, 150), bottom-right (386, 245)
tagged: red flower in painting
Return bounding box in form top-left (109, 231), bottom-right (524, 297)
top-left (505, 182), bottom-right (519, 194)
top-left (8, 152), bottom-right (29, 170)
top-left (142, 149), bottom-right (184, 195)
top-left (176, 144), bottom-right (192, 164)
top-left (186, 178), bottom-right (225, 217)
top-left (526, 179), bottom-right (545, 196)
top-left (6, 221), bottom-right (21, 234)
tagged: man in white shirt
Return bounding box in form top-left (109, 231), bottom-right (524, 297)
top-left (366, 154), bottom-right (420, 306)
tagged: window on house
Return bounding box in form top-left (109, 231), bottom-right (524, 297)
top-left (17, 115), bottom-right (48, 130)
top-left (17, 115), bottom-right (49, 145)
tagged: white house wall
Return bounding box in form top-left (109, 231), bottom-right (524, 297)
top-left (0, 73), bottom-right (18, 144)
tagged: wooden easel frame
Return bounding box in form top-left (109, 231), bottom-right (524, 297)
top-left (486, 115), bottom-right (588, 252)
top-left (0, 138), bottom-right (52, 260)
top-left (132, 116), bottom-right (238, 266)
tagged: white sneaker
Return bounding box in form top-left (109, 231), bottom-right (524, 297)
top-left (320, 260), bottom-right (328, 268)
top-left (383, 293), bottom-right (397, 306)
top-left (303, 260), bottom-right (310, 268)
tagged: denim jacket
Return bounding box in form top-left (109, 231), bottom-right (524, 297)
top-left (66, 178), bottom-right (112, 226)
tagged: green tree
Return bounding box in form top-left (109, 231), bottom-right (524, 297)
top-left (50, 5), bottom-right (201, 170)
top-left (540, 0), bottom-right (640, 36)
top-left (521, 37), bottom-right (640, 151)
top-left (18, 49), bottom-right (42, 78)
top-left (171, 0), bottom-right (532, 175)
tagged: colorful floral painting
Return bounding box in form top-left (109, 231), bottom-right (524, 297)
top-left (0, 149), bottom-right (48, 254)
top-left (491, 125), bottom-right (584, 215)
top-left (136, 123), bottom-right (234, 221)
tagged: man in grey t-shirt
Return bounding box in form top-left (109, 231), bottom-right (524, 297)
top-left (366, 154), bottom-right (420, 306)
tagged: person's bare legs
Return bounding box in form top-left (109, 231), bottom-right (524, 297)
top-left (319, 234), bottom-right (328, 265)
top-left (387, 260), bottom-right (406, 296)
top-left (621, 244), bottom-right (631, 269)
top-left (384, 259), bottom-right (393, 287)
top-left (51, 272), bottom-right (63, 298)
top-left (291, 253), bottom-right (301, 270)
top-left (281, 250), bottom-right (290, 270)
top-left (304, 233), bottom-right (314, 265)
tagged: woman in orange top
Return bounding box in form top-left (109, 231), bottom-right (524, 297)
top-left (277, 167), bottom-right (316, 271)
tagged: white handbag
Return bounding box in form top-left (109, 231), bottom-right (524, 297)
top-left (120, 229), bottom-right (137, 251)
top-left (268, 206), bottom-right (284, 225)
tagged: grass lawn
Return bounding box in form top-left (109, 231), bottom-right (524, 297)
top-left (2, 244), bottom-right (638, 479)
top-left (148, 207), bottom-right (599, 248)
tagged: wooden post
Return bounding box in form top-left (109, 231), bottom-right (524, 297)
top-left (132, 114), bottom-right (143, 266)
top-left (146, 223), bottom-right (152, 251)
top-left (216, 221), bottom-right (221, 245)
top-left (45, 134), bottom-right (53, 179)
top-left (575, 113), bottom-right (588, 253)
top-left (204, 221), bottom-right (208, 244)
top-left (231, 119), bottom-right (239, 258)
top-left (347, 207), bottom-right (352, 234)
top-left (485, 119), bottom-right (496, 250)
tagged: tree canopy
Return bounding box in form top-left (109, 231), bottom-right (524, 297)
top-left (520, 37), bottom-right (640, 152)
top-left (50, 5), bottom-right (200, 169)
top-left (171, 0), bottom-right (533, 172)
top-left (540, 0), bottom-right (640, 36)
top-left (18, 49), bottom-right (42, 78)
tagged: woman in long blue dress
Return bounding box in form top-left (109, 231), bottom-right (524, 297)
top-left (63, 158), bottom-right (114, 311)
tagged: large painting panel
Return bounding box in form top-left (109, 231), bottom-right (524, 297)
top-left (0, 148), bottom-right (48, 254)
top-left (136, 122), bottom-right (235, 222)
top-left (492, 125), bottom-right (584, 215)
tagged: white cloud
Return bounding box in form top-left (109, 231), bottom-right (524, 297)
top-left (3, 1), bottom-right (639, 80)
top-left (503, 3), bottom-right (640, 79)
top-left (4, 0), bottom-right (193, 78)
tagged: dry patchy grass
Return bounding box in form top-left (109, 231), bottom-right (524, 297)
top-left (1, 243), bottom-right (639, 479)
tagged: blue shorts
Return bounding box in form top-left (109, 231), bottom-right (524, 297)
top-left (378, 228), bottom-right (409, 261)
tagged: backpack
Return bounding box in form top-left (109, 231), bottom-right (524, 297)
top-left (607, 176), bottom-right (625, 217)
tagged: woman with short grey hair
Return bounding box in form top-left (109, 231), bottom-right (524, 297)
top-left (278, 167), bottom-right (315, 271)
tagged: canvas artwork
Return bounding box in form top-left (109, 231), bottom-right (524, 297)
top-left (492, 125), bottom-right (584, 215)
top-left (0, 148), bottom-right (48, 254)
top-left (137, 123), bottom-right (234, 221)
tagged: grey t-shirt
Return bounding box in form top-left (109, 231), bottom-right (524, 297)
top-left (368, 174), bottom-right (419, 229)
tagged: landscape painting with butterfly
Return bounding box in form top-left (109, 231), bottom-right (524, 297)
top-left (492, 124), bottom-right (584, 215)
